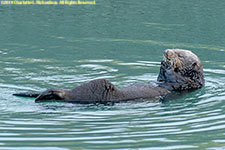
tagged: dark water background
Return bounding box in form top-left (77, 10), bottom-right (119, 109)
top-left (0, 0), bottom-right (225, 149)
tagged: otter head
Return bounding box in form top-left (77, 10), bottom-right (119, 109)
top-left (35, 89), bottom-right (67, 102)
top-left (157, 49), bottom-right (205, 91)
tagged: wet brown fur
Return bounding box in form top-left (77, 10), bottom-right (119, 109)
top-left (13, 49), bottom-right (205, 103)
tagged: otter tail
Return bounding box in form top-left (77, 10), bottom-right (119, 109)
top-left (13, 93), bottom-right (40, 98)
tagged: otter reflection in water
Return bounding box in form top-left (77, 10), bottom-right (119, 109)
top-left (13, 49), bottom-right (205, 103)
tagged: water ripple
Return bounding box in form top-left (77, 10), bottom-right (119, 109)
top-left (1, 58), bottom-right (225, 150)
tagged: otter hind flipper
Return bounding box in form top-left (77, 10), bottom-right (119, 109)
top-left (13, 92), bottom-right (40, 98)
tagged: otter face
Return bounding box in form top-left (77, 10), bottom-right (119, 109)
top-left (157, 49), bottom-right (205, 91)
top-left (35, 89), bottom-right (66, 102)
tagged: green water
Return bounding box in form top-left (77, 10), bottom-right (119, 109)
top-left (0, 0), bottom-right (225, 149)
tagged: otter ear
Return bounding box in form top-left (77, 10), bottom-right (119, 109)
top-left (35, 89), bottom-right (64, 102)
top-left (190, 62), bottom-right (201, 73)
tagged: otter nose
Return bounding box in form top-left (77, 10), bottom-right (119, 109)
top-left (164, 49), bottom-right (169, 58)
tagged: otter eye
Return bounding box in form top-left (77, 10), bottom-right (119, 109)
top-left (178, 53), bottom-right (184, 57)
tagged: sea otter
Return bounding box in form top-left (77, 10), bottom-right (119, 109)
top-left (13, 49), bottom-right (205, 103)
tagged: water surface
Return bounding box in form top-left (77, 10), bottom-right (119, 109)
top-left (0, 0), bottom-right (225, 149)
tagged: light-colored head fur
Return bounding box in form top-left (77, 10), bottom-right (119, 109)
top-left (164, 49), bottom-right (203, 73)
